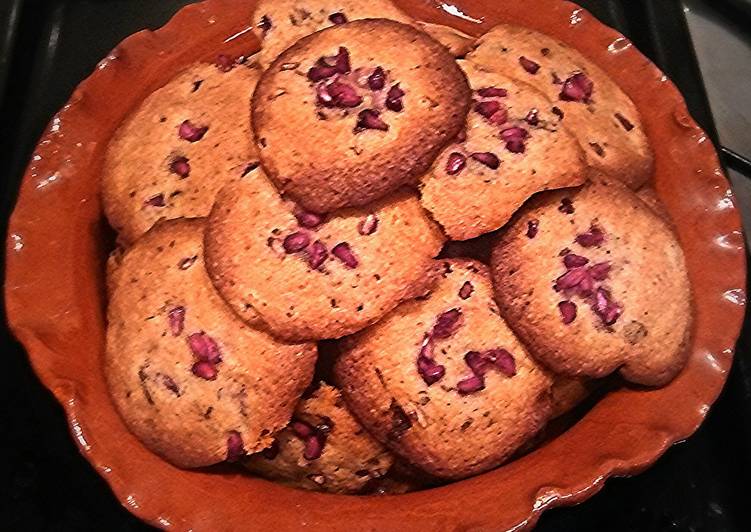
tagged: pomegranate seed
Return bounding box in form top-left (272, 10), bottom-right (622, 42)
top-left (465, 351), bottom-right (489, 376)
top-left (324, 80), bottom-right (363, 108)
top-left (555, 267), bottom-right (589, 290)
top-left (417, 355), bottom-right (446, 386)
top-left (457, 375), bottom-right (485, 395)
top-left (470, 152), bottom-right (500, 169)
top-left (577, 274), bottom-right (595, 297)
top-left (283, 232), bottom-right (310, 253)
top-left (358, 214), bottom-right (379, 235)
top-left (144, 193), bottom-right (165, 207)
top-left (291, 420), bottom-right (314, 438)
top-left (459, 281), bottom-right (474, 300)
top-left (187, 332), bottom-right (222, 363)
top-left (486, 348), bottom-right (516, 377)
top-left (355, 109), bottom-right (388, 131)
top-left (307, 241), bottom-right (328, 270)
top-left (558, 301), bottom-right (577, 324)
top-left (294, 207), bottom-right (324, 228)
top-left (191, 361), bottom-right (217, 380)
top-left (385, 83), bottom-right (405, 112)
top-left (519, 56), bottom-right (540, 74)
top-left (316, 83), bottom-right (334, 106)
top-left (328, 12), bottom-right (347, 24)
top-left (332, 242), bottom-right (358, 268)
top-left (560, 72), bottom-right (594, 102)
top-left (226, 431), bottom-right (246, 462)
top-left (474, 100), bottom-right (500, 119)
top-left (368, 66), bottom-right (386, 90)
top-left (419, 335), bottom-right (434, 360)
top-left (589, 262), bottom-right (612, 281)
top-left (178, 120), bottom-right (208, 142)
top-left (592, 288), bottom-right (622, 326)
top-left (526, 219), bottom-right (539, 238)
top-left (303, 434), bottom-right (325, 460)
top-left (307, 65), bottom-right (338, 81)
top-left (477, 87), bottom-right (508, 97)
top-left (433, 309), bottom-right (463, 339)
top-left (333, 47), bottom-right (351, 74)
top-left (168, 306), bottom-right (185, 336)
top-left (489, 106), bottom-right (509, 125)
top-left (558, 197), bottom-right (575, 214)
top-left (563, 254), bottom-right (589, 269)
top-left (446, 152), bottom-right (466, 175)
top-left (169, 156), bottom-right (190, 178)
top-left (575, 226), bottom-right (605, 247)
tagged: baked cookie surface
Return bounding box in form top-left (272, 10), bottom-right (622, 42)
top-left (334, 259), bottom-right (553, 479)
top-left (490, 177), bottom-right (691, 386)
top-left (244, 383), bottom-right (394, 493)
top-left (105, 218), bottom-right (317, 468)
top-left (252, 0), bottom-right (412, 68)
top-left (204, 168), bottom-right (445, 341)
top-left (467, 24), bottom-right (653, 189)
top-left (420, 60), bottom-right (586, 240)
top-left (103, 60), bottom-right (261, 245)
top-left (252, 18), bottom-right (471, 212)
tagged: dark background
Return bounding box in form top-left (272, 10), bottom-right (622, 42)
top-left (2, 1), bottom-right (750, 530)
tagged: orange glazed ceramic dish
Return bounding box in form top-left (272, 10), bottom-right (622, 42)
top-left (4, 1), bottom-right (746, 531)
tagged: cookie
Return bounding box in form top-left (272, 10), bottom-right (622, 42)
top-left (420, 60), bottom-right (586, 240)
top-left (490, 177), bottom-right (692, 386)
top-left (636, 186), bottom-right (672, 223)
top-left (252, 19), bottom-right (471, 212)
top-left (204, 168), bottom-right (445, 341)
top-left (244, 383), bottom-right (394, 493)
top-left (549, 376), bottom-right (594, 419)
top-left (415, 22), bottom-right (476, 58)
top-left (105, 218), bottom-right (317, 468)
top-left (468, 24), bottom-right (653, 189)
top-left (252, 0), bottom-right (412, 68)
top-left (334, 259), bottom-right (553, 479)
top-left (102, 59), bottom-right (261, 245)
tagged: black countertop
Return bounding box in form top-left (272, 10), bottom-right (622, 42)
top-left (2, 1), bottom-right (749, 530)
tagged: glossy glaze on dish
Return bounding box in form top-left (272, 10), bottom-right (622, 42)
top-left (4, 0), bottom-right (745, 530)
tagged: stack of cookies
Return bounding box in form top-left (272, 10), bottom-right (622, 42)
top-left (102, 0), bottom-right (692, 494)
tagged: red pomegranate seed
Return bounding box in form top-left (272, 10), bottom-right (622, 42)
top-left (558, 300), bottom-right (577, 324)
top-left (486, 348), bottom-right (516, 377)
top-left (459, 281), bottom-right (474, 300)
top-left (325, 81), bottom-right (362, 108)
top-left (525, 108), bottom-right (540, 126)
top-left (419, 335), bottom-right (434, 360)
top-left (385, 83), bottom-right (405, 112)
top-left (519, 56), bottom-right (540, 74)
top-left (307, 241), bottom-right (328, 270)
top-left (558, 197), bottom-right (575, 214)
top-left (555, 267), bottom-right (589, 290)
top-left (446, 152), bottom-right (466, 175)
top-left (576, 274), bottom-right (595, 297)
top-left (333, 47), bottom-right (351, 74)
top-left (216, 54), bottom-right (235, 72)
top-left (457, 375), bottom-right (485, 395)
top-left (169, 156), bottom-right (190, 178)
top-left (417, 356), bottom-right (446, 386)
top-left (464, 351), bottom-right (489, 376)
top-left (592, 288), bottom-right (622, 326)
top-left (560, 72), bottom-right (594, 102)
top-left (178, 120), bottom-right (208, 142)
top-left (433, 309), bottom-right (463, 339)
top-left (489, 106), bottom-right (509, 125)
top-left (563, 253), bottom-right (589, 269)
top-left (470, 152), bottom-right (500, 169)
top-left (589, 262), bottom-right (612, 281)
top-left (575, 226), bottom-right (605, 248)
top-left (332, 242), bottom-right (358, 268)
top-left (144, 193), bottom-right (165, 207)
top-left (368, 66), bottom-right (386, 90)
top-left (355, 109), bottom-right (388, 131)
top-left (283, 232), bottom-right (310, 253)
top-left (294, 207), bottom-right (324, 228)
top-left (303, 434), bottom-right (325, 460)
top-left (358, 214), bottom-right (379, 235)
top-left (328, 12), bottom-right (347, 24)
top-left (307, 64), bottom-right (338, 81)
top-left (261, 440), bottom-right (279, 460)
top-left (501, 126), bottom-right (529, 154)
top-left (474, 100), bottom-right (500, 119)
top-left (168, 306), bottom-right (185, 336)
top-left (316, 83), bottom-right (334, 106)
top-left (477, 87), bottom-right (508, 97)
top-left (191, 361), bottom-right (218, 380)
top-left (527, 219), bottom-right (539, 238)
top-left (187, 332), bottom-right (222, 363)
top-left (292, 420), bottom-right (314, 438)
top-left (615, 112), bottom-right (635, 131)
top-left (226, 431), bottom-right (246, 462)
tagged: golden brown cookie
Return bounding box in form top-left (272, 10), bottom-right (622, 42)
top-left (252, 19), bottom-right (471, 212)
top-left (102, 59), bottom-right (261, 245)
top-left (204, 168), bottom-right (445, 341)
top-left (335, 259), bottom-right (553, 479)
top-left (252, 0), bottom-right (412, 68)
top-left (490, 177), bottom-right (692, 386)
top-left (468, 24), bottom-right (653, 189)
top-left (420, 60), bottom-right (586, 240)
top-left (105, 219), bottom-right (316, 468)
top-left (636, 186), bottom-right (673, 224)
top-left (549, 376), bottom-right (594, 419)
top-left (416, 22), bottom-right (476, 58)
top-left (244, 383), bottom-right (393, 493)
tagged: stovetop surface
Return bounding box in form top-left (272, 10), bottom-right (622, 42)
top-left (1, 1), bottom-right (749, 530)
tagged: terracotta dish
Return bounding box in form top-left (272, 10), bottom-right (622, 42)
top-left (4, 0), bottom-right (746, 530)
